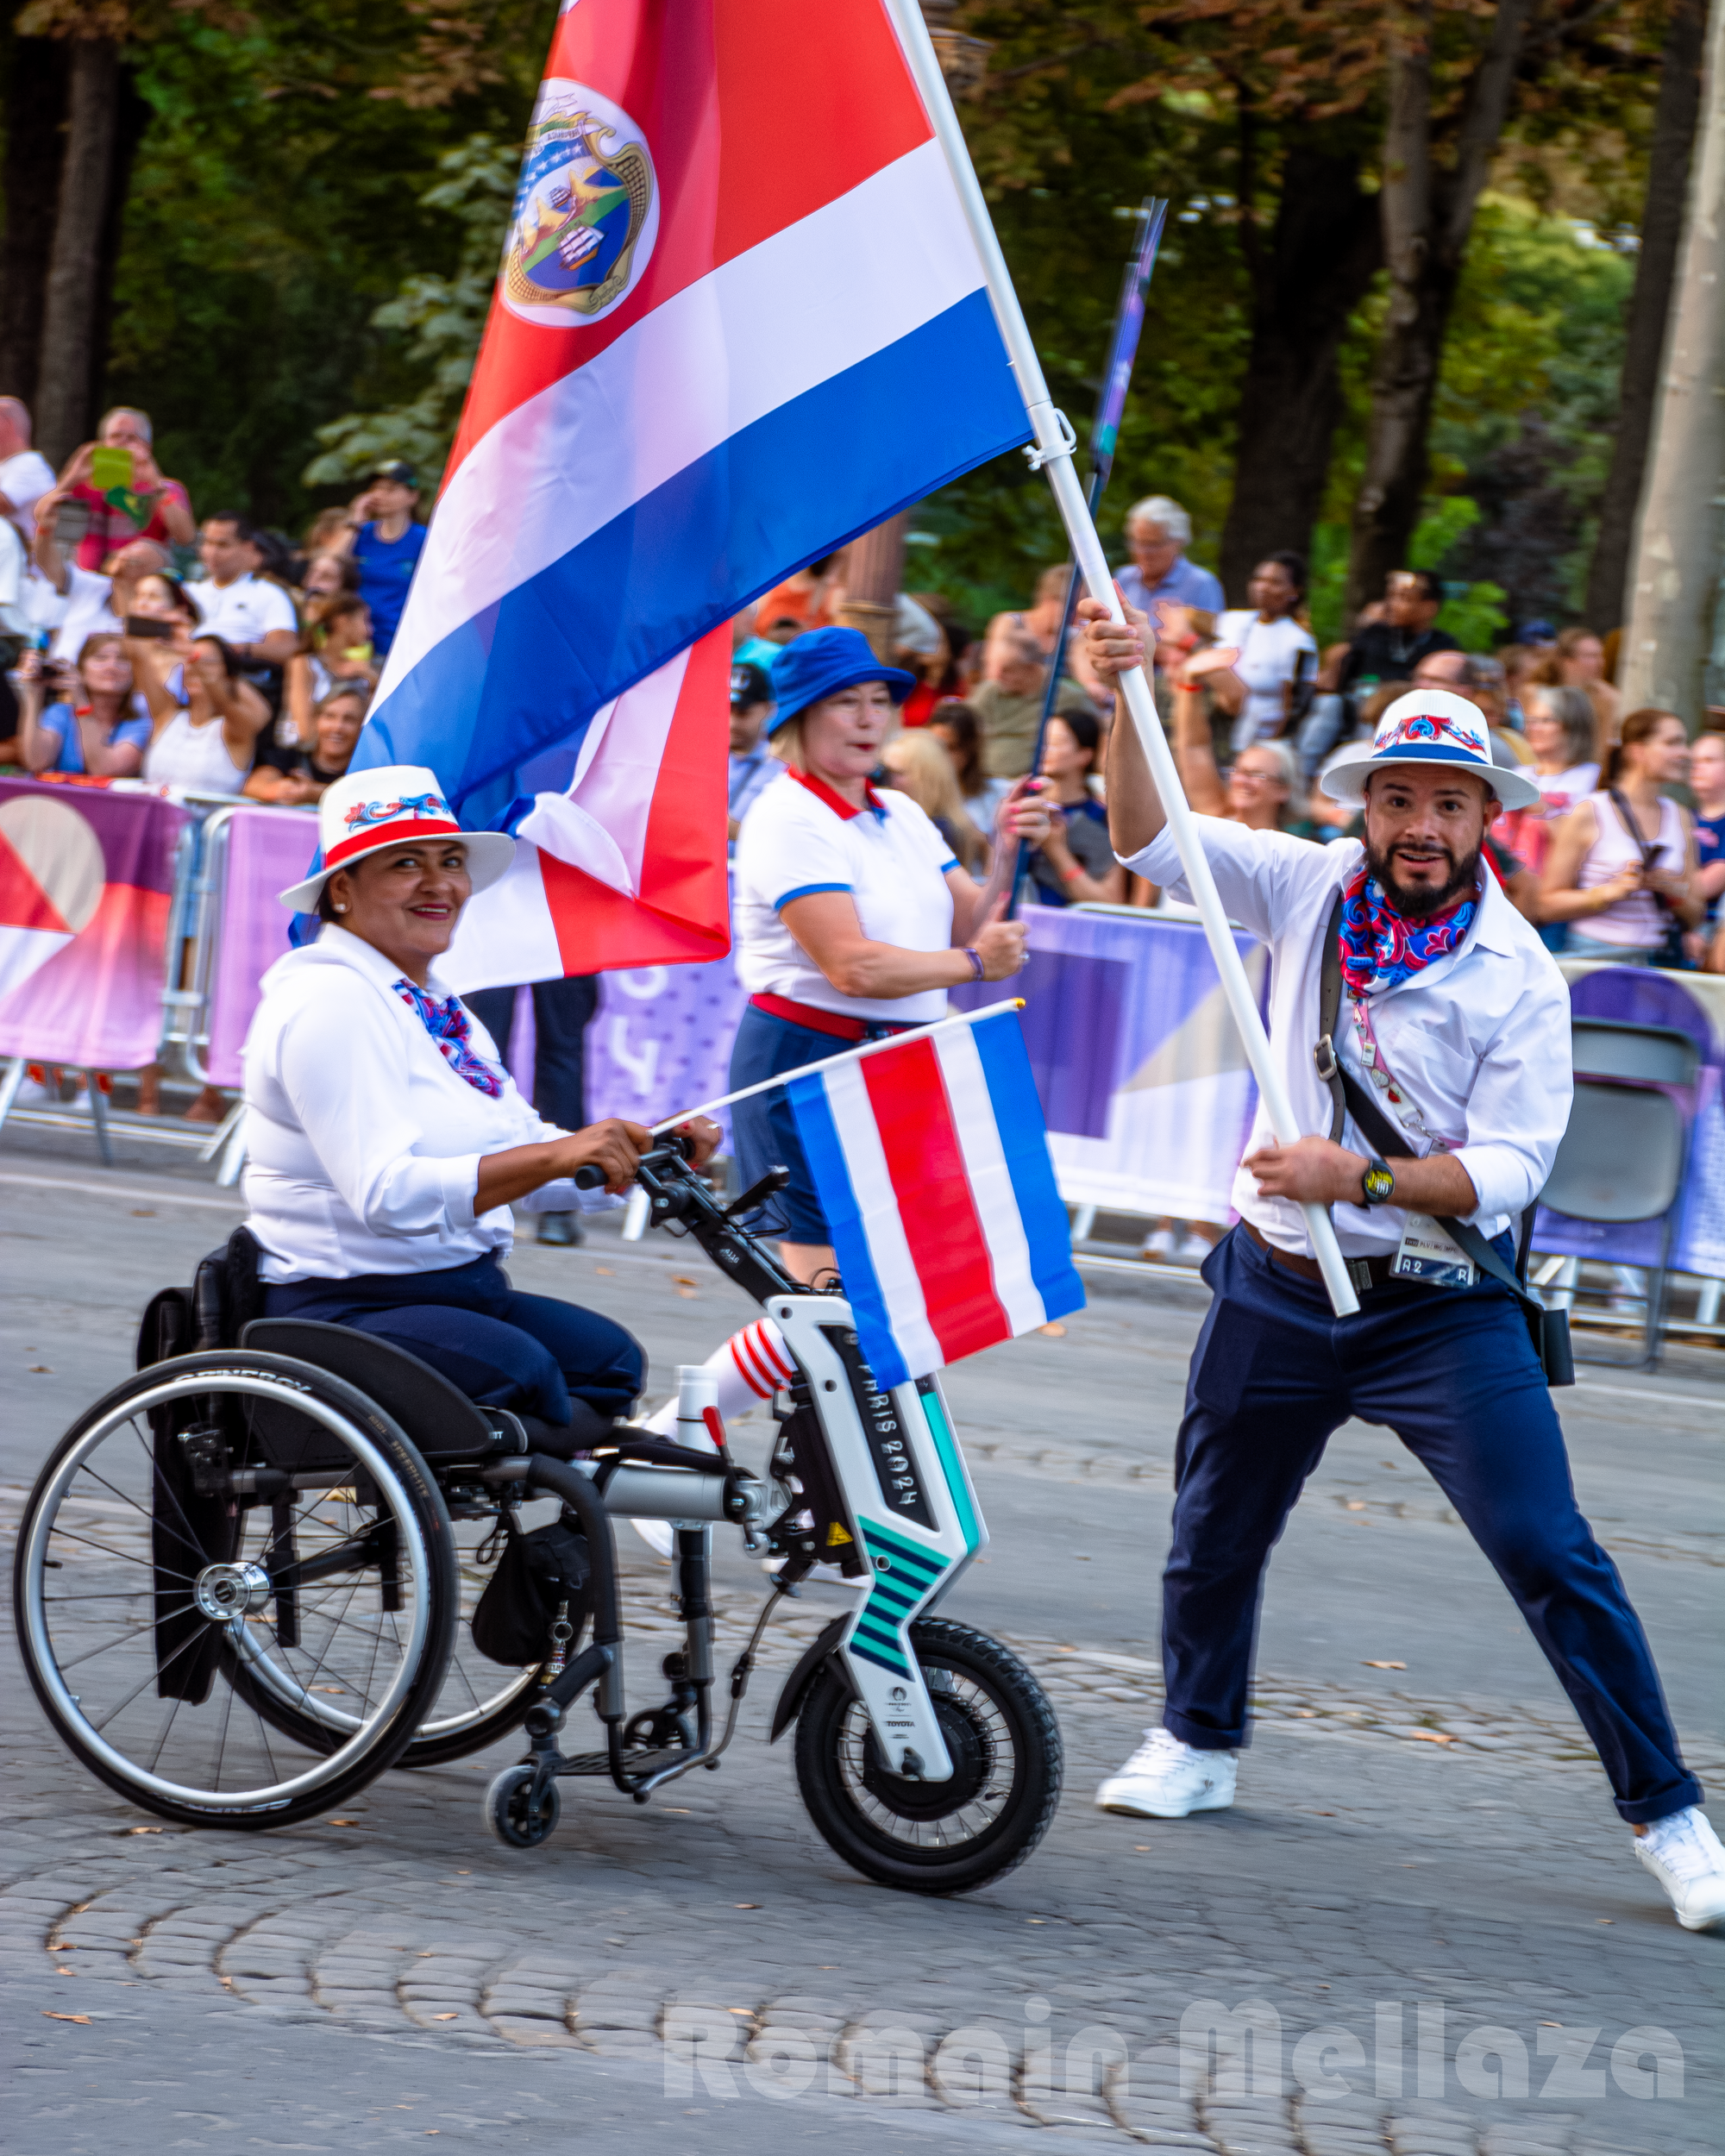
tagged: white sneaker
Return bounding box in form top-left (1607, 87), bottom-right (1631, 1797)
top-left (1176, 1232), bottom-right (1213, 1265)
top-left (1095, 1726), bottom-right (1237, 1818)
top-left (1635, 1807), bottom-right (1725, 1931)
top-left (1143, 1227), bottom-right (1176, 1262)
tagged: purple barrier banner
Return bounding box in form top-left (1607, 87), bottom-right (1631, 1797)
top-left (0, 776), bottom-right (187, 1070)
top-left (586, 945), bottom-right (750, 1144)
top-left (586, 906), bottom-right (1266, 1225)
top-left (204, 805), bottom-right (316, 1087)
top-left (1538, 963), bottom-right (1725, 1280)
top-left (957, 907), bottom-right (1268, 1223)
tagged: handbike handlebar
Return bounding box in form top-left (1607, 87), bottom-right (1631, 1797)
top-left (571, 1131), bottom-right (695, 1191)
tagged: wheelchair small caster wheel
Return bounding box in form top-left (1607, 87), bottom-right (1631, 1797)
top-left (485, 1764), bottom-right (561, 1849)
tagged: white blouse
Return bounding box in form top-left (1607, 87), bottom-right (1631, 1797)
top-left (242, 925), bottom-right (602, 1282)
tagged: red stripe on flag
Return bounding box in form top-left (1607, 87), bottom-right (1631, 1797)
top-left (447, 0), bottom-right (932, 477)
top-left (542, 624), bottom-right (731, 971)
top-left (860, 1036), bottom-right (1010, 1366)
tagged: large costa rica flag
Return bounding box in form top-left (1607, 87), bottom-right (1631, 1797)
top-left (358, 0), bottom-right (1032, 983)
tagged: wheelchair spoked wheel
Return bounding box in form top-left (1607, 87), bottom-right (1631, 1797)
top-left (227, 1502), bottom-right (543, 1771)
top-left (793, 1618), bottom-right (1063, 1895)
top-left (12, 1352), bottom-right (458, 1829)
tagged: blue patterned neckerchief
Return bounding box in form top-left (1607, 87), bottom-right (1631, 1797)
top-left (1337, 865), bottom-right (1477, 1000)
top-left (392, 977), bottom-right (503, 1097)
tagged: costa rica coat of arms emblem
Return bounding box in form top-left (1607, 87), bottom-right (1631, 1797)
top-left (501, 80), bottom-right (657, 325)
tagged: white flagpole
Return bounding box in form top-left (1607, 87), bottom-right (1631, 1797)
top-left (651, 997), bottom-right (1025, 1133)
top-left (881, 0), bottom-right (1358, 1318)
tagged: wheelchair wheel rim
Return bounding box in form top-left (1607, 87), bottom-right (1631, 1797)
top-left (19, 1369), bottom-right (436, 1811)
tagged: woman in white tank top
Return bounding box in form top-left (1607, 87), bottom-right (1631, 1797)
top-left (1538, 707), bottom-right (1702, 960)
top-left (134, 632), bottom-right (269, 793)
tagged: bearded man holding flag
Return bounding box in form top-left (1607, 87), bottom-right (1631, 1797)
top-left (1081, 596), bottom-right (1725, 1934)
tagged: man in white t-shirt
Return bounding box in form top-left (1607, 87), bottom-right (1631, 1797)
top-left (1211, 553), bottom-right (1318, 754)
top-left (0, 398), bottom-right (55, 542)
top-left (30, 510), bottom-right (170, 658)
top-left (185, 513), bottom-right (298, 667)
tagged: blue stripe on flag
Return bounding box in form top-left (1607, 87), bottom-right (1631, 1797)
top-left (972, 1012), bottom-right (1087, 1324)
top-left (357, 292), bottom-right (1030, 829)
top-left (785, 1070), bottom-right (912, 1393)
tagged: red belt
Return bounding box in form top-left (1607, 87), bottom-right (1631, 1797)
top-left (749, 992), bottom-right (915, 1043)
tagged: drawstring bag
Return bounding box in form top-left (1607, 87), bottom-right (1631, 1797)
top-left (470, 1517), bottom-right (593, 1666)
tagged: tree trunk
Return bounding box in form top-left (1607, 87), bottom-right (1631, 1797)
top-left (1583, 0), bottom-right (1707, 636)
top-left (1219, 144), bottom-right (1383, 602)
top-left (1618, 0), bottom-right (1725, 720)
top-left (1345, 0), bottom-right (1534, 619)
top-left (839, 509), bottom-right (913, 660)
top-left (86, 63), bottom-right (154, 429)
top-left (35, 36), bottom-right (122, 467)
top-left (0, 31), bottom-right (72, 408)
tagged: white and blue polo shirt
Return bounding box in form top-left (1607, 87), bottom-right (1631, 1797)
top-left (732, 768), bottom-right (960, 1025)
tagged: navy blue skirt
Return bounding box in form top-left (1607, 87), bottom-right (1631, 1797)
top-left (729, 1002), bottom-right (920, 1244)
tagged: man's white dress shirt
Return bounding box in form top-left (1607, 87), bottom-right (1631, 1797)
top-left (243, 926), bottom-right (602, 1282)
top-left (1122, 818), bottom-right (1573, 1257)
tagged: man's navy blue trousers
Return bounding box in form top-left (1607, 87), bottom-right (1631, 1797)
top-left (263, 1252), bottom-right (643, 1432)
top-left (1165, 1223), bottom-right (1699, 1825)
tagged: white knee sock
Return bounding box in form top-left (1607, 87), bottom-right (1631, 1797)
top-left (642, 1319), bottom-right (797, 1441)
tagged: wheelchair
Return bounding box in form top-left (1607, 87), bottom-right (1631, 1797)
top-left (12, 1139), bottom-right (1062, 1894)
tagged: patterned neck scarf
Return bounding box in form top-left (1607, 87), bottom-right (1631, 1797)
top-left (392, 977), bottom-right (503, 1097)
top-left (1337, 865), bottom-right (1477, 999)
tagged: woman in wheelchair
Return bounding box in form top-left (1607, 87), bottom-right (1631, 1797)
top-left (249, 762), bottom-right (720, 1450)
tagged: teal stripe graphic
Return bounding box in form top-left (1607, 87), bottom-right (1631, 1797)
top-left (918, 1387), bottom-right (980, 1552)
top-left (851, 1518), bottom-right (949, 1687)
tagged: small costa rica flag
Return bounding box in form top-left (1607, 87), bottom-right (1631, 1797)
top-left (787, 1008), bottom-right (1084, 1389)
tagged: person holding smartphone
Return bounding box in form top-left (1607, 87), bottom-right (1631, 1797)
top-left (55, 407), bottom-right (195, 571)
top-left (16, 635), bottom-right (152, 776)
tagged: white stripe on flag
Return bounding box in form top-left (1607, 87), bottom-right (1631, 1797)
top-left (376, 138), bottom-right (985, 705)
top-left (934, 1023), bottom-right (1047, 1337)
top-left (822, 1055), bottom-right (943, 1382)
top-left (440, 843), bottom-right (561, 994)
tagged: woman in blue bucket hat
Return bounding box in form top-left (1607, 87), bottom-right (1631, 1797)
top-left (729, 625), bottom-right (1052, 1285)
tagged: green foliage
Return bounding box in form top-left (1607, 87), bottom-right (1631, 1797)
top-left (88, 0), bottom-right (555, 536)
top-left (1303, 197), bottom-right (1634, 645)
top-left (0, 0), bottom-right (1656, 611)
top-left (302, 134), bottom-right (518, 490)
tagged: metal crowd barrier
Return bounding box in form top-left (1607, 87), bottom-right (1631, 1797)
top-left (0, 791), bottom-right (285, 1177)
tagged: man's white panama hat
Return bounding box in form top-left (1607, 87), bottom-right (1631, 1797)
top-left (277, 764), bottom-right (516, 912)
top-left (1321, 688), bottom-right (1540, 813)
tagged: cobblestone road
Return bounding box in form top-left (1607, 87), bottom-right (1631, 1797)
top-left (3, 1148), bottom-right (1721, 2154)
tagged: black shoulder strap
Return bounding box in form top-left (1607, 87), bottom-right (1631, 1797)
top-left (1312, 887), bottom-right (1538, 1312)
top-left (1315, 889), bottom-right (1348, 1144)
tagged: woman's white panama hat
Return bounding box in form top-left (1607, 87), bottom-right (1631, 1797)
top-left (1321, 688), bottom-right (1540, 812)
top-left (277, 764), bottom-right (516, 912)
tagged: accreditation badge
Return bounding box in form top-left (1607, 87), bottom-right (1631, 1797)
top-left (1389, 1214), bottom-right (1478, 1289)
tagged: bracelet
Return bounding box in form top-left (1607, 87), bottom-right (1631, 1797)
top-left (965, 948), bottom-right (985, 982)
top-left (1059, 862), bottom-right (1083, 883)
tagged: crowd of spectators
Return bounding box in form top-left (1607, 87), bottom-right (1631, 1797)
top-left (0, 394), bottom-right (426, 811)
top-left (721, 492), bottom-right (1725, 982)
top-left (5, 390), bottom-right (1722, 1135)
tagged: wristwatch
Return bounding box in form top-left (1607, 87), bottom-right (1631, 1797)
top-left (1360, 1156), bottom-right (1396, 1207)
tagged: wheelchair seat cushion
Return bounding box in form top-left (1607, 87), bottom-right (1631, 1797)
top-left (239, 1319), bottom-right (613, 1466)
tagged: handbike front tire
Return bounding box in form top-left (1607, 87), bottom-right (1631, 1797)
top-left (793, 1616), bottom-right (1062, 1895)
